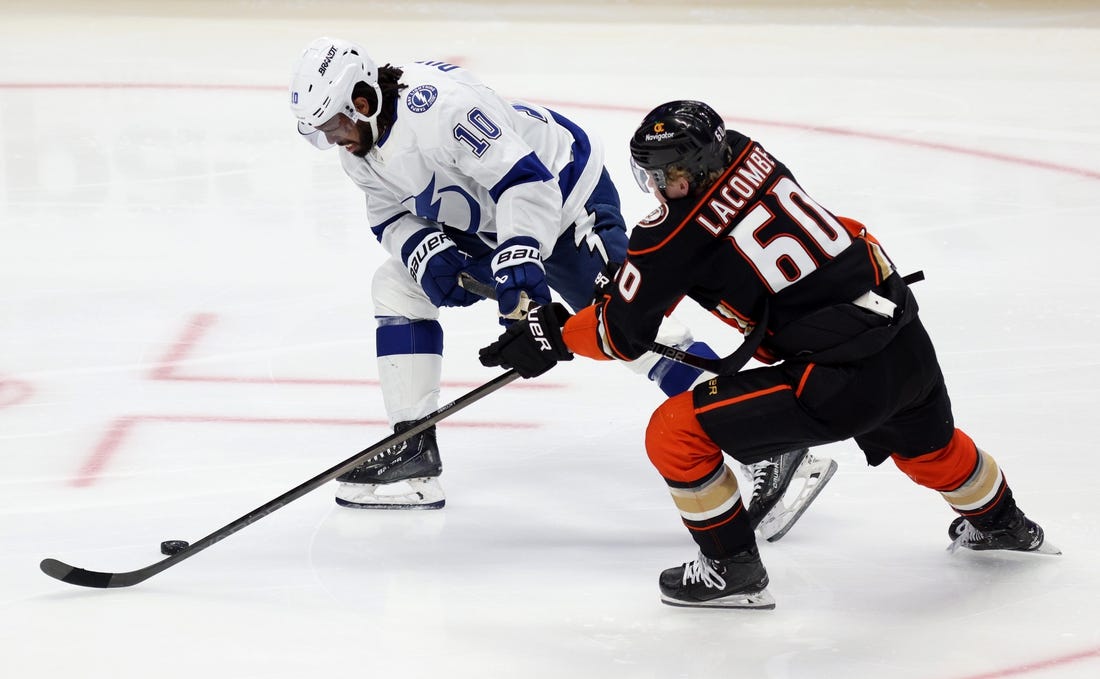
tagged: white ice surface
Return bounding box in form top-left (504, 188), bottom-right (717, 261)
top-left (1, 2), bottom-right (1098, 678)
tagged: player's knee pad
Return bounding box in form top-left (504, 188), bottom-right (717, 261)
top-left (372, 257), bottom-right (441, 320)
top-left (646, 392), bottom-right (723, 483)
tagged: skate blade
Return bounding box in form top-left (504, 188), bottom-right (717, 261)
top-left (1033, 539), bottom-right (1063, 555)
top-left (335, 477), bottom-right (445, 510)
top-left (947, 536), bottom-right (1062, 556)
top-left (757, 456), bottom-right (838, 542)
top-left (660, 587), bottom-right (776, 610)
top-left (335, 498), bottom-right (445, 510)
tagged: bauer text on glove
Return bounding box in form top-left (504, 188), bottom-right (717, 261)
top-left (479, 303), bottom-right (573, 377)
top-left (403, 228), bottom-right (481, 307)
top-left (491, 236), bottom-right (552, 324)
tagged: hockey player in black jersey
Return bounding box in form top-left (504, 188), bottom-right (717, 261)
top-left (289, 39), bottom-right (828, 524)
top-left (480, 100), bottom-right (1059, 609)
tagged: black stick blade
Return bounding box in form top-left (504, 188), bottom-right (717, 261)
top-left (40, 558), bottom-right (120, 588)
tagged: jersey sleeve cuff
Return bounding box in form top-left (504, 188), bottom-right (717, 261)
top-left (562, 305), bottom-right (613, 361)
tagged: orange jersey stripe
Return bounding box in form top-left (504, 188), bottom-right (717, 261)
top-left (958, 482), bottom-right (1009, 518)
top-left (795, 364), bottom-right (815, 398)
top-left (694, 384), bottom-right (792, 416)
top-left (684, 503), bottom-right (744, 532)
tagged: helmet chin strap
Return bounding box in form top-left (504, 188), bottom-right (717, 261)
top-left (353, 111), bottom-right (380, 145)
top-left (350, 80), bottom-right (385, 148)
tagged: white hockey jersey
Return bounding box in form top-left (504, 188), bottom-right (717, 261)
top-left (336, 61), bottom-right (605, 262)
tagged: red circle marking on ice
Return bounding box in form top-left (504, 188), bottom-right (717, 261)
top-left (0, 378), bottom-right (32, 409)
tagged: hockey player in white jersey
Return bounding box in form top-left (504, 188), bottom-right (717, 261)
top-left (288, 37), bottom-right (833, 530)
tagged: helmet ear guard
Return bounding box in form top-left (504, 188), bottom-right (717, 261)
top-left (629, 100), bottom-right (731, 193)
top-left (289, 37), bottom-right (384, 149)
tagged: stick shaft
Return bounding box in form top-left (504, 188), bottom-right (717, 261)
top-left (41, 369), bottom-right (521, 588)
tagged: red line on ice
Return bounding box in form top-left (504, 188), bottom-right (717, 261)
top-left (0, 82), bottom-right (1096, 182)
top-left (534, 98), bottom-right (1100, 183)
top-left (0, 377), bottom-right (33, 409)
top-left (4, 82), bottom-right (1095, 181)
top-left (150, 311), bottom-right (559, 389)
top-left (948, 645), bottom-right (1100, 679)
top-left (73, 413), bottom-right (536, 487)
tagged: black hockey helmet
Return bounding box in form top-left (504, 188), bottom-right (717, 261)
top-left (629, 100), bottom-right (731, 193)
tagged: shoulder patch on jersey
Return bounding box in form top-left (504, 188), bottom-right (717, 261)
top-left (406, 85), bottom-right (438, 113)
top-left (637, 204), bottom-right (669, 228)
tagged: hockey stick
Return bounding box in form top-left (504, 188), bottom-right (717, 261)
top-left (40, 369), bottom-right (521, 589)
top-left (459, 272), bottom-right (767, 376)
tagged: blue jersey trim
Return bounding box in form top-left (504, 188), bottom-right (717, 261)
top-left (548, 109), bottom-right (592, 206)
top-left (371, 211), bottom-right (409, 241)
top-left (488, 151), bottom-right (554, 203)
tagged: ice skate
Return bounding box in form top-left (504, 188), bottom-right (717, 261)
top-left (745, 448), bottom-right (837, 542)
top-left (947, 508), bottom-right (1060, 555)
top-left (659, 548), bottom-right (775, 609)
top-left (335, 422), bottom-right (445, 510)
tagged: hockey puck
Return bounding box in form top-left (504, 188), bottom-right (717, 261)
top-left (160, 540), bottom-right (190, 556)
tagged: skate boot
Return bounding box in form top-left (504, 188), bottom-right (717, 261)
top-left (659, 547), bottom-right (776, 609)
top-left (948, 507), bottom-right (1060, 555)
top-left (744, 448), bottom-right (837, 542)
top-left (335, 421), bottom-right (444, 510)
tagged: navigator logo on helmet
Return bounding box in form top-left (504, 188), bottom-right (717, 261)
top-left (629, 100), bottom-right (732, 195)
top-left (289, 37), bottom-right (384, 151)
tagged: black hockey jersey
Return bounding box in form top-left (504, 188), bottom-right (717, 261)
top-left (562, 131), bottom-right (916, 368)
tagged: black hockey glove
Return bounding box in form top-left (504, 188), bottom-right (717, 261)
top-left (479, 302), bottom-right (573, 378)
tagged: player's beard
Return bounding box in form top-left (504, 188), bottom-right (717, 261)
top-left (350, 119), bottom-right (376, 158)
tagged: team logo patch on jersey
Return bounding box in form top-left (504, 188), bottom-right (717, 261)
top-left (638, 204), bottom-right (669, 228)
top-left (406, 85), bottom-right (438, 113)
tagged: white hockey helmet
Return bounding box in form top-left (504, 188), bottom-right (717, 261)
top-left (289, 37), bottom-right (384, 150)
